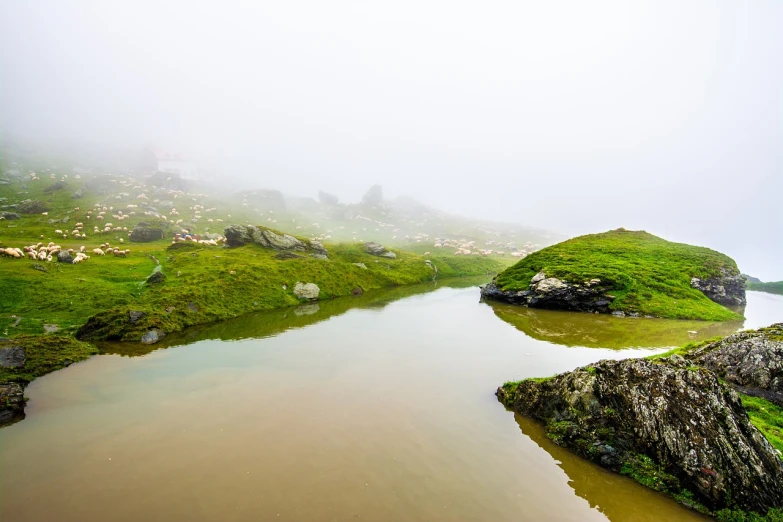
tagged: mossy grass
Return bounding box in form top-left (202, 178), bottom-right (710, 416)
top-left (740, 394), bottom-right (783, 454)
top-left (0, 334), bottom-right (98, 384)
top-left (494, 228), bottom-right (742, 321)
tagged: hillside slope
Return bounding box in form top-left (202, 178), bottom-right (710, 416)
top-left (482, 229), bottom-right (745, 321)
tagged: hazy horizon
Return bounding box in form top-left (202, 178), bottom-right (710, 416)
top-left (1, 1), bottom-right (781, 280)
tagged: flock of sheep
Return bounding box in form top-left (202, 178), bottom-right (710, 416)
top-left (0, 241), bottom-right (131, 263)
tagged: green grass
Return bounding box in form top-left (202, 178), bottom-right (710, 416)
top-left (494, 228), bottom-right (742, 321)
top-left (740, 394), bottom-right (783, 454)
top-left (748, 281), bottom-right (783, 296)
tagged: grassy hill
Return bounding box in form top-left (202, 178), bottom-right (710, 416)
top-left (494, 229), bottom-right (743, 321)
top-left (748, 281), bottom-right (783, 296)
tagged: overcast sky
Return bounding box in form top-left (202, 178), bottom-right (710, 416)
top-left (1, 1), bottom-right (781, 280)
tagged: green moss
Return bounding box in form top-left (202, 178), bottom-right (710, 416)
top-left (619, 453), bottom-right (680, 493)
top-left (715, 508), bottom-right (783, 522)
top-left (739, 394), bottom-right (783, 454)
top-left (493, 228), bottom-right (742, 321)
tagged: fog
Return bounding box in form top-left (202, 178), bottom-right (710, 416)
top-left (1, 1), bottom-right (781, 280)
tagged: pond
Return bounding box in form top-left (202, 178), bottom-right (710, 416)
top-left (1, 286), bottom-right (780, 521)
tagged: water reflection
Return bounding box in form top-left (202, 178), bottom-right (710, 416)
top-left (513, 414), bottom-right (710, 521)
top-left (485, 302), bottom-right (743, 349)
top-left (99, 276), bottom-right (491, 357)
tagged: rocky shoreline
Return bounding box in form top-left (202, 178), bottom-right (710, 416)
top-left (482, 267), bottom-right (746, 318)
top-left (498, 324), bottom-right (783, 517)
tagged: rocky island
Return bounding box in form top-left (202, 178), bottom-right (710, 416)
top-left (481, 229), bottom-right (746, 321)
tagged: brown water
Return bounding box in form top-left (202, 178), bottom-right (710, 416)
top-left (1, 288), bottom-right (781, 521)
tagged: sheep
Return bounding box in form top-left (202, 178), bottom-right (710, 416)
top-left (93, 248), bottom-right (105, 255)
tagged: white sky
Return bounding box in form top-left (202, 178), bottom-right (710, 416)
top-left (1, 0), bottom-right (781, 280)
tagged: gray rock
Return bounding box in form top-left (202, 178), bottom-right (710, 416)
top-left (0, 345), bottom-right (25, 368)
top-left (130, 222), bottom-right (165, 242)
top-left (43, 324), bottom-right (59, 333)
top-left (309, 240), bottom-right (328, 257)
top-left (128, 310), bottom-right (146, 324)
top-left (353, 262), bottom-right (368, 269)
top-left (0, 382), bottom-right (25, 425)
top-left (688, 323), bottom-right (783, 406)
top-left (224, 224), bottom-right (253, 246)
top-left (293, 282), bottom-right (320, 300)
top-left (31, 263), bottom-right (48, 272)
top-left (71, 188), bottom-right (85, 199)
top-left (0, 211), bottom-right (20, 220)
top-left (140, 329), bottom-right (165, 344)
top-left (530, 271), bottom-right (547, 284)
top-left (364, 242), bottom-right (396, 259)
top-left (146, 271), bottom-right (166, 285)
top-left (43, 180), bottom-right (67, 192)
top-left (275, 251), bottom-right (304, 260)
top-left (57, 251), bottom-right (74, 264)
top-left (691, 267), bottom-right (746, 306)
top-left (252, 228), bottom-right (306, 251)
top-left (17, 199), bottom-right (50, 214)
top-left (497, 357), bottom-right (783, 514)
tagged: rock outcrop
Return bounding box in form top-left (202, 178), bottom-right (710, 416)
top-left (17, 199), bottom-right (50, 214)
top-left (0, 211), bottom-right (20, 220)
top-left (687, 324), bottom-right (783, 406)
top-left (497, 358), bottom-right (783, 515)
top-left (481, 271), bottom-right (614, 313)
top-left (363, 242), bottom-right (396, 259)
top-left (0, 345), bottom-right (25, 368)
top-left (224, 224), bottom-right (328, 258)
top-left (691, 267), bottom-right (747, 307)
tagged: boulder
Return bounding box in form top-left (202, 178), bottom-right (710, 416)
top-left (0, 345), bottom-right (25, 368)
top-left (364, 242), bottom-right (396, 259)
top-left (57, 251), bottom-right (74, 264)
top-left (43, 180), bottom-right (67, 192)
top-left (71, 188), bottom-right (85, 199)
top-left (17, 199), bottom-right (50, 214)
top-left (252, 227), bottom-right (306, 251)
top-left (481, 272), bottom-right (612, 313)
top-left (361, 184), bottom-right (383, 206)
top-left (130, 222), bottom-right (165, 242)
top-left (146, 271), bottom-right (166, 285)
top-left (0, 211), bottom-right (20, 220)
top-left (293, 282), bottom-right (320, 300)
top-left (224, 224), bottom-right (253, 246)
top-left (497, 358), bottom-right (783, 514)
top-left (0, 382), bottom-right (25, 426)
top-left (688, 324), bottom-right (783, 406)
top-left (318, 190), bottom-right (339, 206)
top-left (691, 268), bottom-right (747, 306)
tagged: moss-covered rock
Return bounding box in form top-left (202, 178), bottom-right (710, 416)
top-left (498, 357), bottom-right (783, 516)
top-left (482, 229), bottom-right (744, 321)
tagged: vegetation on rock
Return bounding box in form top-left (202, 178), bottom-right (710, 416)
top-left (490, 229), bottom-right (744, 320)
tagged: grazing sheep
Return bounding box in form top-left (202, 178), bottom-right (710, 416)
top-left (93, 248), bottom-right (105, 255)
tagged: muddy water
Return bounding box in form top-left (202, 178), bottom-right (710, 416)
top-left (1, 288), bottom-right (781, 521)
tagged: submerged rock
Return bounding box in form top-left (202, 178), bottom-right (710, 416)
top-left (497, 358), bottom-right (783, 514)
top-left (140, 329), bottom-right (165, 344)
top-left (688, 323), bottom-right (783, 406)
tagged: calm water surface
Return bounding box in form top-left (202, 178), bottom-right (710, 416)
top-left (1, 287), bottom-right (781, 521)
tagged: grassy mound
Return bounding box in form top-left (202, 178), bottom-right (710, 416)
top-left (494, 229), bottom-right (742, 321)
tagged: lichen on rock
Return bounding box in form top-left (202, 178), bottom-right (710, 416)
top-left (497, 357), bottom-right (783, 515)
